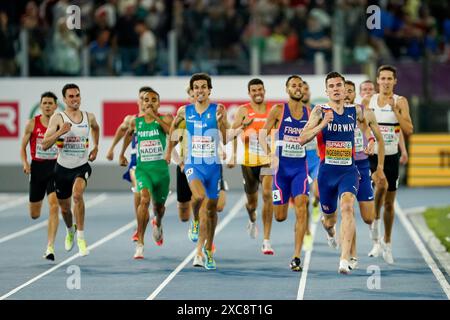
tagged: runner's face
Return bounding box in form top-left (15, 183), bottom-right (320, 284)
top-left (286, 78), bottom-right (303, 101)
top-left (143, 92), bottom-right (159, 115)
top-left (301, 84), bottom-right (310, 103)
top-left (360, 82), bottom-right (375, 98)
top-left (64, 88), bottom-right (80, 109)
top-left (326, 77), bottom-right (345, 101)
top-left (40, 97), bottom-right (57, 117)
top-left (377, 70), bottom-right (397, 94)
top-left (138, 91), bottom-right (146, 113)
top-left (192, 80), bottom-right (210, 103)
top-left (248, 84), bottom-right (265, 104)
top-left (344, 84), bottom-right (356, 104)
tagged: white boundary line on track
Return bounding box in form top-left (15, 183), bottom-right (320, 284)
top-left (297, 221), bottom-right (318, 300)
top-left (146, 194), bottom-right (247, 300)
top-left (0, 196), bottom-right (28, 214)
top-left (395, 200), bottom-right (450, 299)
top-left (0, 194), bottom-right (175, 300)
top-left (0, 193), bottom-right (108, 244)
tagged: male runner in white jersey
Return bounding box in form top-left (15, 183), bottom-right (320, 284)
top-left (42, 83), bottom-right (100, 257)
top-left (20, 92), bottom-right (60, 260)
top-left (363, 65), bottom-right (413, 264)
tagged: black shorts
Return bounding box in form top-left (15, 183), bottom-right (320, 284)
top-left (369, 153), bottom-right (400, 192)
top-left (241, 165), bottom-right (272, 194)
top-left (54, 162), bottom-right (92, 199)
top-left (29, 160), bottom-right (57, 202)
top-left (176, 165), bottom-right (227, 203)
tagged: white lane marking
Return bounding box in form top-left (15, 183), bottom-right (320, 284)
top-left (297, 221), bottom-right (318, 300)
top-left (0, 193), bottom-right (108, 244)
top-left (146, 195), bottom-right (247, 300)
top-left (395, 200), bottom-right (450, 299)
top-left (0, 194), bottom-right (175, 300)
top-left (0, 196), bottom-right (28, 214)
top-left (403, 206), bottom-right (427, 215)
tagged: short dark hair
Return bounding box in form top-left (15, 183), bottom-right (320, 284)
top-left (360, 80), bottom-right (375, 90)
top-left (62, 83), bottom-right (80, 97)
top-left (190, 73), bottom-right (212, 90)
top-left (344, 80), bottom-right (355, 90)
top-left (377, 65), bottom-right (397, 78)
top-left (325, 72), bottom-right (345, 86)
top-left (143, 88), bottom-right (160, 100)
top-left (139, 86), bottom-right (153, 94)
top-left (247, 78), bottom-right (264, 91)
top-left (40, 91), bottom-right (58, 103)
top-left (285, 75), bottom-right (303, 87)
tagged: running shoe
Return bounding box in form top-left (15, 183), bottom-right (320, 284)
top-left (290, 257), bottom-right (302, 271)
top-left (321, 218), bottom-right (338, 249)
top-left (152, 218), bottom-right (163, 246)
top-left (349, 257), bottom-right (358, 270)
top-left (131, 229), bottom-right (138, 242)
top-left (188, 219), bottom-right (199, 243)
top-left (193, 254), bottom-right (204, 267)
top-left (338, 259), bottom-right (350, 274)
top-left (43, 245), bottom-right (55, 261)
top-left (369, 220), bottom-right (380, 241)
top-left (303, 233), bottom-right (313, 252)
top-left (77, 238), bottom-right (89, 257)
top-left (312, 205), bottom-right (320, 223)
top-left (368, 241), bottom-right (382, 257)
top-left (247, 220), bottom-right (258, 239)
top-left (382, 241), bottom-right (394, 264)
top-left (134, 243), bottom-right (144, 259)
top-left (203, 247), bottom-right (216, 270)
top-left (65, 224), bottom-right (76, 251)
top-left (261, 241), bottom-right (274, 255)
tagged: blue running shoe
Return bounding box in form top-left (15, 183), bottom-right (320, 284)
top-left (188, 219), bottom-right (199, 243)
top-left (203, 247), bottom-right (216, 270)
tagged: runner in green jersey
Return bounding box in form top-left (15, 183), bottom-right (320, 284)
top-left (124, 89), bottom-right (173, 259)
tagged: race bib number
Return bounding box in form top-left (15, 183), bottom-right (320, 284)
top-left (272, 189), bottom-right (281, 202)
top-left (36, 137), bottom-right (58, 160)
top-left (61, 136), bottom-right (88, 158)
top-left (281, 135), bottom-right (305, 158)
top-left (354, 127), bottom-right (364, 153)
top-left (325, 140), bottom-right (352, 165)
top-left (191, 136), bottom-right (215, 158)
top-left (139, 140), bottom-right (163, 162)
top-left (379, 125), bottom-right (399, 148)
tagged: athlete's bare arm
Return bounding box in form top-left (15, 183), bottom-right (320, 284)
top-left (217, 104), bottom-right (228, 145)
top-left (259, 104), bottom-right (283, 156)
top-left (300, 105), bottom-right (332, 146)
top-left (42, 113), bottom-right (70, 151)
top-left (365, 108), bottom-right (387, 186)
top-left (118, 115), bottom-right (137, 166)
top-left (392, 96), bottom-right (413, 136)
top-left (88, 112), bottom-right (100, 162)
top-left (106, 114), bottom-right (134, 161)
top-left (398, 130), bottom-right (408, 165)
top-left (165, 106), bottom-right (185, 164)
top-left (20, 118), bottom-right (35, 174)
top-left (227, 105), bottom-right (248, 167)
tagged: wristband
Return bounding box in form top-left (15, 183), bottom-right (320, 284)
top-left (368, 136), bottom-right (375, 143)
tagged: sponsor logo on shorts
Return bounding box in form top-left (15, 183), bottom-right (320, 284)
top-left (185, 168), bottom-right (193, 178)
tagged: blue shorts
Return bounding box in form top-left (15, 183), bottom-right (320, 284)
top-left (356, 159), bottom-right (374, 202)
top-left (306, 149), bottom-right (319, 181)
top-left (122, 154), bottom-right (137, 183)
top-left (317, 163), bottom-right (360, 214)
top-left (184, 164), bottom-right (221, 200)
top-left (272, 164), bottom-right (309, 205)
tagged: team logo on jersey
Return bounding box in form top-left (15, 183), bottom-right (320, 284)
top-left (347, 114), bottom-right (354, 121)
top-left (284, 116), bottom-right (292, 123)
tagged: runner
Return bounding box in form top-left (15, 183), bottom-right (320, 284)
top-left (20, 91), bottom-right (60, 260)
top-left (42, 83), bottom-right (100, 257)
top-left (124, 88), bottom-right (173, 259)
top-left (364, 65), bottom-right (414, 264)
top-left (260, 75), bottom-right (309, 271)
top-left (300, 72), bottom-right (364, 274)
top-left (229, 78), bottom-right (274, 255)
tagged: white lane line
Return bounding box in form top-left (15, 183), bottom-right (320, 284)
top-left (395, 200), bottom-right (450, 299)
top-left (0, 193), bottom-right (108, 244)
top-left (403, 206), bottom-right (427, 215)
top-left (297, 221), bottom-right (318, 300)
top-left (146, 195), bottom-right (247, 300)
top-left (0, 196), bottom-right (28, 214)
top-left (0, 194), bottom-right (175, 300)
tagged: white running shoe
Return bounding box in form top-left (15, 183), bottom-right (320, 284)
top-left (370, 220), bottom-right (380, 241)
top-left (193, 254), bottom-right (204, 267)
top-left (338, 259), bottom-right (351, 274)
top-left (261, 241), bottom-right (274, 255)
top-left (324, 225), bottom-right (338, 249)
top-left (247, 220), bottom-right (258, 239)
top-left (382, 241), bottom-right (395, 264)
top-left (368, 241), bottom-right (382, 257)
top-left (134, 244), bottom-right (144, 259)
top-left (349, 257), bottom-right (358, 270)
top-left (152, 218), bottom-right (163, 246)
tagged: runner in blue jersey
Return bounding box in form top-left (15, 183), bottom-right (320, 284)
top-left (300, 72), bottom-right (365, 274)
top-left (166, 73), bottom-right (228, 270)
top-left (260, 75), bottom-right (309, 272)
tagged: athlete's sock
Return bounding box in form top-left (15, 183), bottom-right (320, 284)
top-left (67, 226), bottom-right (75, 234)
top-left (77, 230), bottom-right (84, 239)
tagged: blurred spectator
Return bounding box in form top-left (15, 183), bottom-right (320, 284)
top-left (303, 14), bottom-right (331, 61)
top-left (177, 57), bottom-right (199, 76)
top-left (263, 22), bottom-right (287, 63)
top-left (114, 1), bottom-right (139, 74)
top-left (89, 29), bottom-right (114, 76)
top-left (283, 24), bottom-right (300, 61)
top-left (0, 11), bottom-right (17, 76)
top-left (134, 19), bottom-right (156, 75)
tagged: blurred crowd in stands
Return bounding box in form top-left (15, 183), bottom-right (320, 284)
top-left (0, 0), bottom-right (449, 76)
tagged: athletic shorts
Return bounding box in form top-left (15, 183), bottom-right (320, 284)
top-left (135, 166), bottom-right (170, 205)
top-left (356, 159), bottom-right (374, 202)
top-left (54, 162), bottom-right (92, 200)
top-left (369, 152), bottom-right (400, 191)
top-left (306, 149), bottom-right (320, 181)
top-left (241, 165), bottom-right (272, 194)
top-left (177, 165), bottom-right (192, 203)
top-left (29, 160), bottom-right (57, 202)
top-left (317, 163), bottom-right (359, 214)
top-left (122, 154), bottom-right (137, 184)
top-left (272, 166), bottom-right (309, 205)
top-left (184, 164), bottom-right (221, 200)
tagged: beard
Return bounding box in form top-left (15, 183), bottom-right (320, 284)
top-left (290, 95), bottom-right (302, 102)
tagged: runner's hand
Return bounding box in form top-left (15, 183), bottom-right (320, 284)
top-left (400, 152), bottom-right (408, 165)
top-left (106, 148), bottom-right (114, 161)
top-left (23, 162), bottom-right (31, 175)
top-left (364, 139), bottom-right (375, 155)
top-left (59, 122), bottom-right (72, 135)
top-left (89, 146), bottom-right (98, 162)
top-left (119, 154), bottom-right (128, 166)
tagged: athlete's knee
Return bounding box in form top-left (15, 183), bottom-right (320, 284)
top-left (384, 200), bottom-right (395, 213)
top-left (274, 210), bottom-right (287, 222)
top-left (30, 209), bottom-right (40, 220)
top-left (140, 195), bottom-right (151, 208)
top-left (191, 194), bottom-right (205, 205)
top-left (72, 191), bottom-right (84, 205)
top-left (262, 190), bottom-right (272, 204)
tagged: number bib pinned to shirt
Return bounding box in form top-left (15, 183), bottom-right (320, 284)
top-left (325, 140), bottom-right (352, 165)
